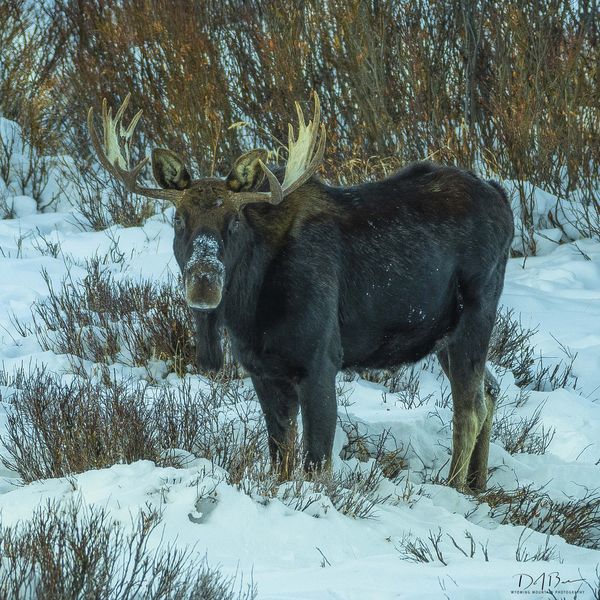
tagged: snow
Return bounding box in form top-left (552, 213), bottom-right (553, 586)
top-left (1, 115), bottom-right (600, 598)
top-left (1, 195), bottom-right (38, 218)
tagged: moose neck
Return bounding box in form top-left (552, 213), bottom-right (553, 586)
top-left (219, 188), bottom-right (334, 338)
top-left (221, 216), bottom-right (272, 337)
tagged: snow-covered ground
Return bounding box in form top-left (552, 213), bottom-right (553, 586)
top-left (1, 115), bottom-right (600, 598)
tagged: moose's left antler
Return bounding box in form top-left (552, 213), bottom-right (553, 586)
top-left (234, 92), bottom-right (327, 206)
top-left (262, 92), bottom-right (326, 204)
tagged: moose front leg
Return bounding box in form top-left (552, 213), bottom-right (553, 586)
top-left (251, 376), bottom-right (300, 480)
top-left (192, 309), bottom-right (223, 373)
top-left (297, 357), bottom-right (338, 473)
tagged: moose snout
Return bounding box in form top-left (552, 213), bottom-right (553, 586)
top-left (184, 234), bottom-right (225, 310)
top-left (185, 265), bottom-right (224, 309)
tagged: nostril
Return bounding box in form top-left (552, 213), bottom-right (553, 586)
top-left (184, 264), bottom-right (224, 310)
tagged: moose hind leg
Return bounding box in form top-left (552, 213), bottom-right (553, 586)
top-left (467, 367), bottom-right (499, 491)
top-left (444, 305), bottom-right (496, 492)
top-left (438, 347), bottom-right (483, 489)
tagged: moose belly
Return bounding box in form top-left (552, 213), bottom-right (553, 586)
top-left (339, 293), bottom-right (462, 369)
top-left (340, 322), bottom-right (449, 369)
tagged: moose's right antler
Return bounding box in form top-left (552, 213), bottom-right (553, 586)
top-left (87, 94), bottom-right (184, 203)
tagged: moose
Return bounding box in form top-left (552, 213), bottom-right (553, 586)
top-left (88, 93), bottom-right (513, 492)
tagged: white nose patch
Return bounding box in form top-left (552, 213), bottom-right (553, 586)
top-left (185, 235), bottom-right (225, 297)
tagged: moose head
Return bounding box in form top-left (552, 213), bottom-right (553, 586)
top-left (87, 93), bottom-right (326, 310)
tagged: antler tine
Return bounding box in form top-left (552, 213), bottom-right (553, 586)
top-left (281, 92), bottom-right (324, 192)
top-left (87, 96), bottom-right (184, 204)
top-left (253, 92), bottom-right (326, 206)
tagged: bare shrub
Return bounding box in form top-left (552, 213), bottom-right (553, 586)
top-left (0, 366), bottom-right (262, 483)
top-left (479, 484), bottom-right (600, 550)
top-left (0, 367), bottom-right (165, 482)
top-left (577, 568), bottom-right (600, 600)
top-left (0, 121), bottom-right (60, 212)
top-left (359, 368), bottom-right (403, 391)
top-left (515, 530), bottom-right (560, 562)
top-left (359, 361), bottom-right (436, 409)
top-left (529, 341), bottom-right (578, 392)
top-left (489, 308), bottom-right (578, 392)
top-left (397, 533), bottom-right (439, 564)
top-left (447, 531), bottom-right (490, 561)
top-left (154, 378), bottom-right (268, 485)
top-left (1, 362), bottom-right (401, 520)
top-left (218, 422), bottom-right (394, 519)
top-left (67, 139), bottom-right (194, 233)
top-left (29, 230), bottom-right (63, 258)
top-left (489, 308), bottom-right (537, 387)
top-left (1, 1), bottom-right (598, 236)
top-left (322, 463), bottom-right (391, 519)
top-left (397, 528), bottom-right (489, 564)
top-left (30, 260), bottom-right (197, 377)
top-left (27, 258), bottom-right (244, 379)
top-left (0, 1), bottom-right (68, 211)
top-left (158, 379), bottom-right (394, 519)
top-left (65, 159), bottom-right (159, 230)
top-left (272, 456), bottom-right (392, 520)
top-left (329, 155), bottom-right (406, 186)
top-left (0, 499), bottom-right (256, 600)
top-left (186, 405), bottom-right (398, 519)
top-left (55, 1), bottom-right (599, 183)
top-left (492, 401), bottom-right (556, 456)
top-left (339, 421), bottom-right (407, 479)
top-left (0, 1), bottom-right (65, 149)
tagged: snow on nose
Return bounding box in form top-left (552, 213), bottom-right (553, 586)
top-left (184, 235), bottom-right (225, 309)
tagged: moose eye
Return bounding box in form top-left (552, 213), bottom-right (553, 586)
top-left (229, 216), bottom-right (240, 234)
top-left (174, 214), bottom-right (185, 231)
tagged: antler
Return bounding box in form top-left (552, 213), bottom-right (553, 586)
top-left (87, 94), bottom-right (184, 203)
top-left (237, 92), bottom-right (326, 206)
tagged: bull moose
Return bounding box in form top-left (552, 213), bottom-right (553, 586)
top-left (88, 93), bottom-right (513, 492)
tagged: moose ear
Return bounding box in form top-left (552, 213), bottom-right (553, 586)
top-left (152, 148), bottom-right (191, 190)
top-left (226, 149), bottom-right (268, 192)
